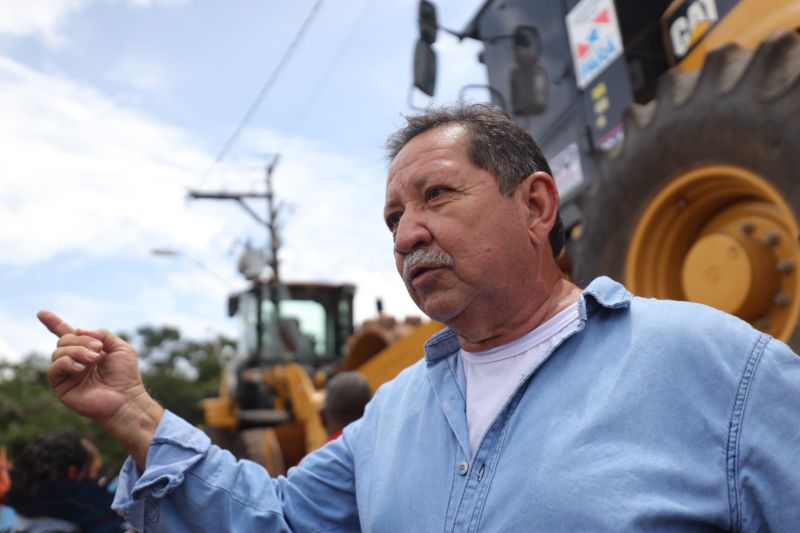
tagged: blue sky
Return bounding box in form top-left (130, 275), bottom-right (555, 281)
top-left (0, 0), bottom-right (486, 360)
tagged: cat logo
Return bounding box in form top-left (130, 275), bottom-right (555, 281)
top-left (668, 0), bottom-right (720, 59)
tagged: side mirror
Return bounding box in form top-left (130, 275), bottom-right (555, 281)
top-left (511, 66), bottom-right (548, 116)
top-left (510, 25), bottom-right (547, 116)
top-left (514, 25), bottom-right (541, 66)
top-left (413, 39), bottom-right (437, 96)
top-left (418, 0), bottom-right (438, 44)
top-left (413, 0), bottom-right (438, 97)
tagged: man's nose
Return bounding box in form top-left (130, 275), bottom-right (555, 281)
top-left (394, 208), bottom-right (431, 256)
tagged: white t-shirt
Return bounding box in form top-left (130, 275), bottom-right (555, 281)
top-left (461, 303), bottom-right (580, 456)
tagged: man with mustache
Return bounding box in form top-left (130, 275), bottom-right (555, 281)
top-left (39, 104), bottom-right (800, 531)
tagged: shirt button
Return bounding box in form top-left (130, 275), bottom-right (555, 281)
top-left (456, 461), bottom-right (469, 476)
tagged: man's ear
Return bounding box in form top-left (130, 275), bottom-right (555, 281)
top-left (67, 465), bottom-right (78, 480)
top-left (520, 171), bottom-right (560, 247)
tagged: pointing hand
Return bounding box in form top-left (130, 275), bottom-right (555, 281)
top-left (37, 310), bottom-right (163, 466)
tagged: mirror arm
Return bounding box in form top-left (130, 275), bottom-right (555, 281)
top-left (439, 26), bottom-right (466, 40)
top-left (407, 85), bottom-right (430, 111)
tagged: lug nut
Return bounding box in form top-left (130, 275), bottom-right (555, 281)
top-left (740, 222), bottom-right (755, 235)
top-left (776, 259), bottom-right (795, 274)
top-left (773, 292), bottom-right (790, 307)
top-left (763, 233), bottom-right (780, 246)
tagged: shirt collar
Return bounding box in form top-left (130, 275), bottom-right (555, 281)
top-left (423, 276), bottom-right (632, 362)
top-left (580, 276), bottom-right (633, 317)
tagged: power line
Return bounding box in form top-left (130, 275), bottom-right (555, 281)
top-left (287, 0), bottom-right (371, 134)
top-left (202, 0), bottom-right (325, 180)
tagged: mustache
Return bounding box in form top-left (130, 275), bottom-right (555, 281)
top-left (402, 249), bottom-right (454, 285)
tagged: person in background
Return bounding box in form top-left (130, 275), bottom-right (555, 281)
top-left (320, 372), bottom-right (372, 442)
top-left (0, 447), bottom-right (15, 530)
top-left (0, 448), bottom-right (9, 500)
top-left (4, 431), bottom-right (124, 533)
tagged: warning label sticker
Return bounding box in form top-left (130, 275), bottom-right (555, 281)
top-left (566, 0), bottom-right (624, 90)
top-left (551, 142), bottom-right (584, 198)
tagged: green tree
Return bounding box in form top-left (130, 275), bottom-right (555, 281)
top-left (0, 327), bottom-right (235, 471)
top-left (128, 326), bottom-right (236, 425)
top-left (0, 354), bottom-right (127, 470)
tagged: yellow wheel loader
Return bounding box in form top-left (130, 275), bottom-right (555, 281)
top-left (202, 279), bottom-right (442, 475)
top-left (413, 0), bottom-right (800, 347)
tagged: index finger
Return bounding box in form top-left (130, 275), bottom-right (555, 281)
top-left (37, 310), bottom-right (76, 338)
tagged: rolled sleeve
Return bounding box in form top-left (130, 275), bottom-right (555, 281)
top-left (112, 410), bottom-right (212, 529)
top-left (111, 410), bottom-right (359, 532)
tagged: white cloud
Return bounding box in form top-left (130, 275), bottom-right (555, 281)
top-left (0, 55), bottom-right (423, 361)
top-left (0, 0), bottom-right (188, 46)
top-left (127, 0), bottom-right (188, 7)
top-left (0, 57), bottom-right (259, 358)
top-left (0, 265), bottom-right (240, 364)
top-left (0, 307), bottom-right (59, 362)
top-left (0, 0), bottom-right (89, 45)
top-left (0, 56), bottom-right (242, 267)
top-left (0, 335), bottom-right (21, 363)
top-left (106, 56), bottom-right (169, 92)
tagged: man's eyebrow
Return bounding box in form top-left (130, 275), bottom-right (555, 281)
top-left (384, 171), bottom-right (443, 213)
top-left (383, 199), bottom-right (399, 215)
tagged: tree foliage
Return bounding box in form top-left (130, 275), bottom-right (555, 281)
top-left (0, 327), bottom-right (235, 472)
top-left (131, 325), bottom-right (236, 426)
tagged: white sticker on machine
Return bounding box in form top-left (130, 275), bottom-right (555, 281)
top-left (550, 142), bottom-right (584, 198)
top-left (566, 0), bottom-right (624, 89)
top-left (667, 0), bottom-right (720, 60)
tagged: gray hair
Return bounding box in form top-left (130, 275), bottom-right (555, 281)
top-left (385, 103), bottom-right (564, 257)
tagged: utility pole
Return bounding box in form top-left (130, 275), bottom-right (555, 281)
top-left (264, 156), bottom-right (281, 283)
top-left (188, 154), bottom-right (282, 282)
top-left (188, 154), bottom-right (282, 365)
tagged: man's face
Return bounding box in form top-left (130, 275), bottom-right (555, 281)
top-left (384, 125), bottom-right (536, 326)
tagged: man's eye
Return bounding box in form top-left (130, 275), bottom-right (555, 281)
top-left (386, 213), bottom-right (401, 231)
top-left (426, 187), bottom-right (448, 201)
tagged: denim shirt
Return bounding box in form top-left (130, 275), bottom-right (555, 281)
top-left (112, 277), bottom-right (800, 532)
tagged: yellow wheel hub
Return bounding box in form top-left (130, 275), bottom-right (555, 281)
top-left (625, 165), bottom-right (800, 340)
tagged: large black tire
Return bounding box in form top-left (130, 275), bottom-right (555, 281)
top-left (571, 31), bottom-right (800, 347)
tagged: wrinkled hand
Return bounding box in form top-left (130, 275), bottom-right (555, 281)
top-left (38, 310), bottom-right (163, 466)
top-left (37, 310), bottom-right (150, 426)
